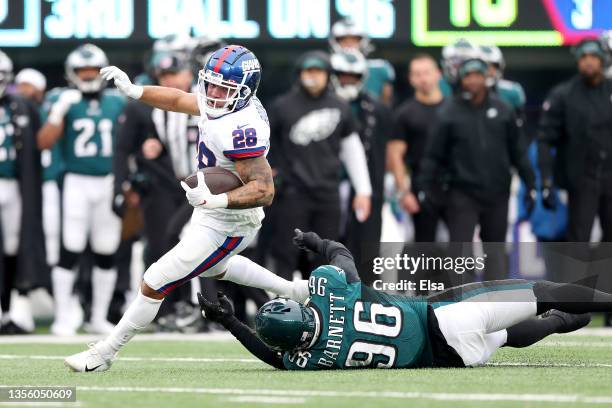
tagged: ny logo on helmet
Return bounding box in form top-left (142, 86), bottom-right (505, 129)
top-left (241, 59), bottom-right (260, 72)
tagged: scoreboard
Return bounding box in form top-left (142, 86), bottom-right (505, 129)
top-left (0, 0), bottom-right (611, 47)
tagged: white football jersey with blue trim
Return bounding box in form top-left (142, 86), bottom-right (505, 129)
top-left (195, 97), bottom-right (270, 234)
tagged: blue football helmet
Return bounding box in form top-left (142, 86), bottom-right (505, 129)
top-left (197, 45), bottom-right (261, 118)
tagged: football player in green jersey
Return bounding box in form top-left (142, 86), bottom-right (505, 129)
top-left (200, 230), bottom-right (612, 370)
top-left (479, 45), bottom-right (526, 113)
top-left (329, 18), bottom-right (395, 106)
top-left (37, 44), bottom-right (127, 336)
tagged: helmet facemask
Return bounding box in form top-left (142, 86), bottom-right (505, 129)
top-left (331, 72), bottom-right (364, 101)
top-left (197, 68), bottom-right (252, 118)
top-left (66, 67), bottom-right (104, 93)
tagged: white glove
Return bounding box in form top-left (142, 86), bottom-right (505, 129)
top-left (100, 66), bottom-right (143, 100)
top-left (180, 171), bottom-right (228, 209)
top-left (48, 89), bottom-right (82, 125)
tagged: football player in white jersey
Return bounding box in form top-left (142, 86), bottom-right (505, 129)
top-left (65, 45), bottom-right (314, 372)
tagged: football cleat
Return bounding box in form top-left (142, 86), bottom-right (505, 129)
top-left (541, 310), bottom-right (592, 333)
top-left (64, 341), bottom-right (116, 373)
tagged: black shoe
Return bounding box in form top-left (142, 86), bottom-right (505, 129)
top-left (0, 320), bottom-right (31, 335)
top-left (541, 310), bottom-right (591, 334)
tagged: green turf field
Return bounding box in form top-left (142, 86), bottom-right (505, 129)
top-left (0, 331), bottom-right (611, 408)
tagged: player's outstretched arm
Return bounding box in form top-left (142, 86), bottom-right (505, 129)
top-left (227, 156), bottom-right (275, 209)
top-left (197, 292), bottom-right (286, 370)
top-left (100, 66), bottom-right (199, 116)
top-left (293, 229), bottom-right (361, 283)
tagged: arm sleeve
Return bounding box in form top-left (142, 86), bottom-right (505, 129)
top-left (315, 239), bottom-right (361, 283)
top-left (339, 132), bottom-right (372, 195)
top-left (222, 316), bottom-right (287, 370)
top-left (537, 86), bottom-right (565, 186)
top-left (508, 112), bottom-right (536, 191)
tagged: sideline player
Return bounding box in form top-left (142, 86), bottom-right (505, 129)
top-left (38, 44), bottom-right (124, 336)
top-left (199, 230), bottom-right (610, 370)
top-left (65, 45), bottom-right (309, 372)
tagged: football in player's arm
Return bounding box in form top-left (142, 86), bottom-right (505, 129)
top-left (200, 229), bottom-right (612, 370)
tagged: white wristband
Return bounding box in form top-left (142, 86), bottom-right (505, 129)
top-left (210, 193), bottom-right (229, 209)
top-left (47, 105), bottom-right (67, 126)
top-left (126, 85), bottom-right (144, 100)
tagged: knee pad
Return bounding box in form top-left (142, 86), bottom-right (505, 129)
top-left (93, 253), bottom-right (115, 270)
top-left (58, 247), bottom-right (80, 270)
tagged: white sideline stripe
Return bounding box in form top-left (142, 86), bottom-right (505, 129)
top-left (0, 332), bottom-right (235, 344)
top-left (0, 328), bottom-right (609, 345)
top-left (0, 403), bottom-right (82, 407)
top-left (3, 385), bottom-right (612, 405)
top-left (1, 354), bottom-right (612, 368)
top-left (538, 341), bottom-right (612, 348)
top-left (489, 362), bottom-right (612, 368)
top-left (0, 355), bottom-right (259, 364)
top-left (225, 396), bottom-right (306, 404)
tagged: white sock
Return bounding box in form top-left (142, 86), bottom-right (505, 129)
top-left (102, 290), bottom-right (162, 353)
top-left (10, 293), bottom-right (34, 332)
top-left (52, 266), bottom-right (77, 323)
top-left (222, 255), bottom-right (310, 302)
top-left (91, 266), bottom-right (117, 324)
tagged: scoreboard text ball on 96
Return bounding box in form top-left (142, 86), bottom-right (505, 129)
top-left (0, 0), bottom-right (610, 47)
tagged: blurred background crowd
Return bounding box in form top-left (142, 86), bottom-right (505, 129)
top-left (1, 6), bottom-right (612, 335)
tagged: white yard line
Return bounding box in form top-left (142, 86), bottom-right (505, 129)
top-left (0, 332), bottom-right (235, 344)
top-left (0, 355), bottom-right (258, 363)
top-left (1, 385), bottom-right (611, 405)
top-left (1, 354), bottom-right (611, 367)
top-left (224, 396), bottom-right (306, 404)
top-left (0, 327), bottom-right (609, 345)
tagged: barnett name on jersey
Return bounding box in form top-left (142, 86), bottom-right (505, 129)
top-left (282, 265), bottom-right (433, 370)
top-left (195, 96), bottom-right (270, 234)
top-left (41, 88), bottom-right (126, 176)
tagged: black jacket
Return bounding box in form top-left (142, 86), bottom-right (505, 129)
top-left (0, 94), bottom-right (45, 290)
top-left (351, 92), bottom-right (390, 204)
top-left (419, 93), bottom-right (535, 202)
top-left (268, 86), bottom-right (356, 201)
top-left (537, 75), bottom-right (612, 191)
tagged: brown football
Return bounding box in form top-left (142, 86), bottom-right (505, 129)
top-left (183, 167), bottom-right (243, 194)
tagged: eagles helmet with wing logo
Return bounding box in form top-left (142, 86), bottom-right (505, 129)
top-left (65, 44), bottom-right (109, 93)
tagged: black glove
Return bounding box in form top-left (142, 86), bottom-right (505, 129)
top-left (197, 291), bottom-right (235, 324)
top-left (292, 228), bottom-right (323, 252)
top-left (541, 187), bottom-right (556, 210)
top-left (524, 189), bottom-right (536, 216)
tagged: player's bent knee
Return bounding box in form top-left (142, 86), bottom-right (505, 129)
top-left (57, 247), bottom-right (80, 270)
top-left (141, 281), bottom-right (165, 300)
top-left (93, 253), bottom-right (115, 269)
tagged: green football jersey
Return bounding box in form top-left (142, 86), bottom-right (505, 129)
top-left (495, 79), bottom-right (526, 111)
top-left (42, 88), bottom-right (126, 176)
top-left (0, 102), bottom-right (17, 178)
top-left (364, 59), bottom-right (395, 100)
top-left (283, 266), bottom-right (432, 370)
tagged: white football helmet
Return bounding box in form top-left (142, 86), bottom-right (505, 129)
top-left (330, 49), bottom-right (368, 101)
top-left (441, 39), bottom-right (481, 85)
top-left (480, 45), bottom-right (505, 86)
top-left (329, 18), bottom-right (373, 55)
top-left (65, 44), bottom-right (109, 93)
top-left (0, 50), bottom-right (13, 97)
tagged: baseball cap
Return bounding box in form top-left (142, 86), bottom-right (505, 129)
top-left (458, 58), bottom-right (488, 79)
top-left (15, 68), bottom-right (46, 91)
top-left (574, 39), bottom-right (606, 60)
